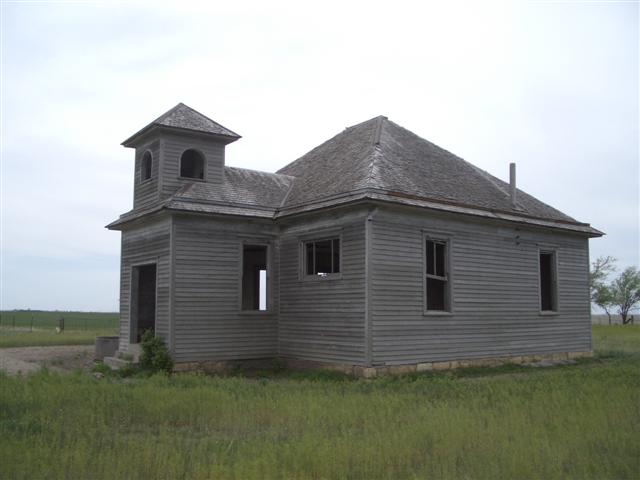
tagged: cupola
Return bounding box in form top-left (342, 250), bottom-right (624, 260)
top-left (122, 103), bottom-right (240, 209)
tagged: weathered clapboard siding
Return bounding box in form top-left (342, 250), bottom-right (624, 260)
top-left (118, 217), bottom-right (171, 352)
top-left (369, 206), bottom-right (591, 365)
top-left (133, 140), bottom-right (160, 210)
top-left (159, 132), bottom-right (225, 200)
top-left (278, 210), bottom-right (367, 364)
top-left (172, 215), bottom-right (279, 363)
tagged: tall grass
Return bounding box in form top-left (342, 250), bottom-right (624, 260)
top-left (1, 326), bottom-right (639, 479)
top-left (593, 324), bottom-right (640, 356)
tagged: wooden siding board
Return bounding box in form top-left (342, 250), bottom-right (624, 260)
top-left (160, 133), bottom-right (225, 201)
top-left (118, 218), bottom-right (172, 350)
top-left (117, 201), bottom-right (590, 367)
top-left (171, 215), bottom-right (279, 363)
top-left (370, 207), bottom-right (592, 365)
top-left (133, 140), bottom-right (160, 210)
top-left (278, 212), bottom-right (367, 365)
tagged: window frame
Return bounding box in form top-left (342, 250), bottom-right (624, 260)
top-left (238, 240), bottom-right (273, 315)
top-left (140, 150), bottom-right (153, 183)
top-left (423, 233), bottom-right (453, 316)
top-left (299, 234), bottom-right (343, 281)
top-left (538, 248), bottom-right (559, 315)
top-left (178, 148), bottom-right (207, 181)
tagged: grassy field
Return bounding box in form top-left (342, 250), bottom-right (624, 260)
top-left (0, 310), bottom-right (118, 330)
top-left (0, 311), bottom-right (118, 348)
top-left (0, 328), bottom-right (119, 348)
top-left (1, 326), bottom-right (639, 479)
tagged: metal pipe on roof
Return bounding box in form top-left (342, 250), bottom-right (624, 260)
top-left (509, 163), bottom-right (517, 208)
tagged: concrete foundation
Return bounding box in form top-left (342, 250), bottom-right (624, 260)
top-left (172, 351), bottom-right (593, 377)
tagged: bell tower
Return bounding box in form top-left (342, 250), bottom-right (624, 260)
top-left (121, 103), bottom-right (241, 210)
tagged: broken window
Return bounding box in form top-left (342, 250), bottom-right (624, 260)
top-left (141, 151), bottom-right (153, 181)
top-left (305, 238), bottom-right (340, 276)
top-left (242, 244), bottom-right (268, 311)
top-left (425, 239), bottom-right (449, 311)
top-left (539, 251), bottom-right (557, 311)
top-left (180, 149), bottom-right (205, 179)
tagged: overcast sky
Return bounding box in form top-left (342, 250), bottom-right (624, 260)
top-left (1, 0), bottom-right (638, 311)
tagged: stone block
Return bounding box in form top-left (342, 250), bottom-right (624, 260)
top-left (417, 362), bottom-right (433, 372)
top-left (568, 351), bottom-right (591, 360)
top-left (387, 364), bottom-right (416, 375)
top-left (432, 361), bottom-right (450, 370)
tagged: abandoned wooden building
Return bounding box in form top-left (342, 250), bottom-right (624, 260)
top-left (107, 103), bottom-right (603, 375)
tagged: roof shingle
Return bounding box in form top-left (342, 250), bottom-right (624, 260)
top-left (122, 103), bottom-right (240, 146)
top-left (277, 116), bottom-right (578, 224)
top-left (111, 109), bottom-right (601, 236)
top-left (169, 166), bottom-right (294, 215)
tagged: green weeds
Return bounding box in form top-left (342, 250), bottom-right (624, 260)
top-left (0, 325), bottom-right (638, 479)
top-left (0, 328), bottom-right (118, 348)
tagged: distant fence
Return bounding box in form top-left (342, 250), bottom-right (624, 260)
top-left (591, 314), bottom-right (635, 325)
top-left (0, 312), bottom-right (118, 332)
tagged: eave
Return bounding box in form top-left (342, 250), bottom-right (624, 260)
top-left (107, 187), bottom-right (604, 238)
top-left (121, 124), bottom-right (240, 148)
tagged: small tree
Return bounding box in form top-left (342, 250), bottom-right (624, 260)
top-left (593, 284), bottom-right (615, 324)
top-left (610, 266), bottom-right (640, 325)
top-left (590, 256), bottom-right (617, 323)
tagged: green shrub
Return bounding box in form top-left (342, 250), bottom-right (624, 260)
top-left (139, 330), bottom-right (174, 374)
top-left (91, 362), bottom-right (112, 375)
top-left (117, 362), bottom-right (140, 378)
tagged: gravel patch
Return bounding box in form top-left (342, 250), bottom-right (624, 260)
top-left (0, 345), bottom-right (94, 376)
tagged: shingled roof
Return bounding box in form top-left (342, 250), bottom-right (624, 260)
top-left (166, 167), bottom-right (294, 218)
top-left (122, 103), bottom-right (240, 147)
top-left (277, 116), bottom-right (580, 224)
top-left (111, 109), bottom-right (601, 236)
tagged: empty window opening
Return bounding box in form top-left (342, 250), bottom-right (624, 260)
top-left (180, 149), bottom-right (205, 179)
top-left (426, 239), bottom-right (449, 311)
top-left (141, 151), bottom-right (153, 181)
top-left (305, 238), bottom-right (340, 276)
top-left (242, 245), bottom-right (268, 311)
top-left (130, 264), bottom-right (156, 343)
top-left (539, 251), bottom-right (557, 311)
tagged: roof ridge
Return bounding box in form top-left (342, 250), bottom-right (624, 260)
top-left (225, 165), bottom-right (294, 179)
top-left (364, 116), bottom-right (387, 188)
top-left (373, 115), bottom-right (386, 145)
top-left (278, 177), bottom-right (296, 209)
top-left (277, 118), bottom-right (377, 175)
top-left (152, 102), bottom-right (186, 124)
top-left (183, 104), bottom-right (241, 138)
top-left (385, 119), bottom-right (523, 211)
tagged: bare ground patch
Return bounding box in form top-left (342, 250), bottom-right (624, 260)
top-left (0, 345), bottom-right (94, 376)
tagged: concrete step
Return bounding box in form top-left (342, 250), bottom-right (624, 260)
top-left (124, 344), bottom-right (142, 362)
top-left (103, 356), bottom-right (133, 370)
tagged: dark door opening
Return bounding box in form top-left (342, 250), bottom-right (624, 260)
top-left (131, 264), bottom-right (157, 343)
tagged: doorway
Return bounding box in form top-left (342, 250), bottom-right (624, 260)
top-left (130, 263), bottom-right (157, 343)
